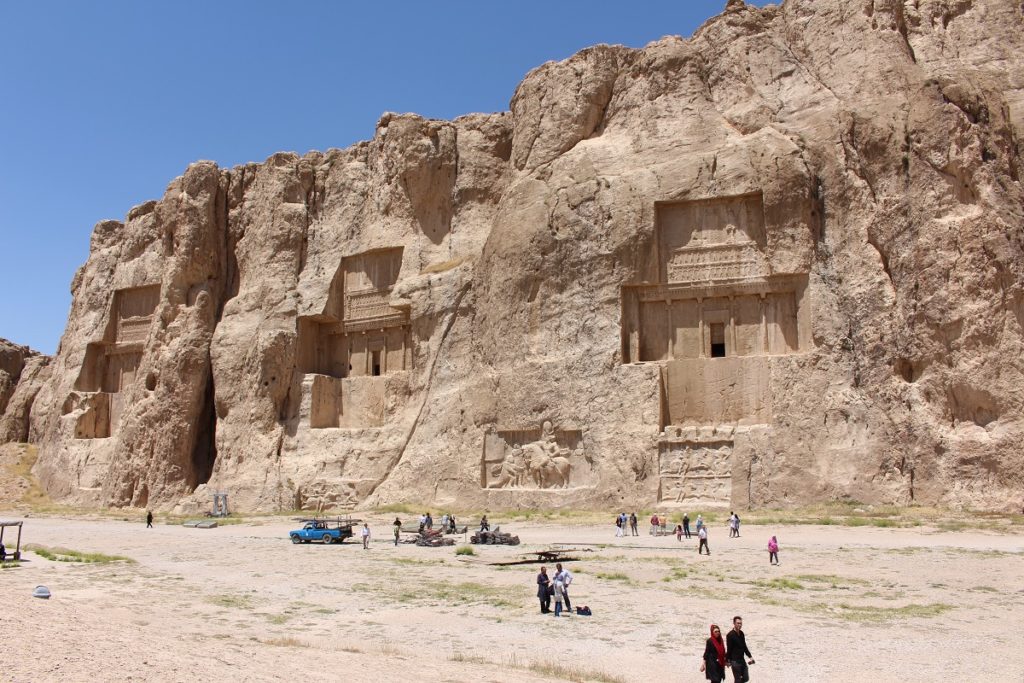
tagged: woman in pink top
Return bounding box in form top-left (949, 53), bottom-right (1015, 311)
top-left (767, 535), bottom-right (779, 565)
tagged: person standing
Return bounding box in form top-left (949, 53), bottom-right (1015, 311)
top-left (361, 523), bottom-right (371, 549)
top-left (425, 512), bottom-right (433, 531)
top-left (449, 514), bottom-right (457, 533)
top-left (675, 523), bottom-right (683, 541)
top-left (734, 513), bottom-right (741, 538)
top-left (536, 567), bottom-right (551, 614)
top-left (552, 574), bottom-right (565, 617)
top-left (728, 512), bottom-right (738, 538)
top-left (629, 512), bottom-right (638, 536)
top-left (698, 525), bottom-right (710, 555)
top-left (614, 514), bottom-right (623, 537)
top-left (441, 513), bottom-right (449, 531)
top-left (683, 513), bottom-right (691, 539)
top-left (726, 616), bottom-right (755, 682)
top-left (146, 510), bottom-right (153, 528)
top-left (393, 517), bottom-right (402, 546)
top-left (480, 515), bottom-right (489, 532)
top-left (554, 562), bottom-right (573, 611)
top-left (701, 624), bottom-right (727, 682)
top-left (419, 513), bottom-right (427, 533)
top-left (650, 512), bottom-right (659, 535)
top-left (768, 535), bottom-right (779, 565)
top-left (696, 514), bottom-right (704, 534)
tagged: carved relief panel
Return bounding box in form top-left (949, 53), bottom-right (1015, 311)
top-left (481, 421), bottom-right (590, 490)
top-left (657, 431), bottom-right (733, 504)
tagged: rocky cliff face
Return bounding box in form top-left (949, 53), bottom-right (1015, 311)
top-left (0, 339), bottom-right (50, 444)
top-left (10, 0), bottom-right (1024, 512)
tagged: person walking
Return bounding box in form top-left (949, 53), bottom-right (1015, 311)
top-left (480, 515), bottom-right (489, 532)
top-left (146, 510), bottom-right (153, 528)
top-left (554, 562), bottom-right (573, 611)
top-left (701, 624), bottom-right (727, 682)
top-left (768, 535), bottom-right (779, 565)
top-left (683, 513), bottom-right (691, 539)
top-left (361, 523), bottom-right (371, 549)
top-left (734, 513), bottom-right (741, 538)
top-left (629, 512), bottom-right (638, 536)
top-left (698, 525), bottom-right (710, 555)
top-left (726, 616), bottom-right (755, 682)
top-left (536, 567), bottom-right (551, 614)
top-left (393, 517), bottom-right (402, 546)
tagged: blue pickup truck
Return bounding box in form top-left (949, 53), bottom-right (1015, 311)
top-left (289, 519), bottom-right (354, 544)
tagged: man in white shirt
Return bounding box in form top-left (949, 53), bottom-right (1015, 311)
top-left (361, 523), bottom-right (371, 549)
top-left (554, 562), bottom-right (573, 612)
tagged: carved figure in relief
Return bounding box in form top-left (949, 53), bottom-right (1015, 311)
top-left (483, 421), bottom-right (585, 490)
top-left (488, 448), bottom-right (529, 488)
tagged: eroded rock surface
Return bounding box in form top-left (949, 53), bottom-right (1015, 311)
top-left (10, 0), bottom-right (1024, 512)
top-left (0, 339), bottom-right (50, 443)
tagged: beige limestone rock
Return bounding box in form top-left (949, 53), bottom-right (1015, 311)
top-left (0, 339), bottom-right (35, 416)
top-left (10, 0), bottom-right (1024, 512)
top-left (0, 339), bottom-right (51, 443)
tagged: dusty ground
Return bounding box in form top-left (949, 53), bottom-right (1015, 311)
top-left (2, 511), bottom-right (1023, 683)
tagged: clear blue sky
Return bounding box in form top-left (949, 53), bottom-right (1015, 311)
top-left (0, 1), bottom-right (768, 354)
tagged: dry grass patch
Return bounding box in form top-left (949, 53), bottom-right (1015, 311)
top-left (0, 444), bottom-right (51, 507)
top-left (206, 594), bottom-right (254, 610)
top-left (388, 580), bottom-right (523, 608)
top-left (260, 636), bottom-right (307, 648)
top-left (26, 544), bottom-right (134, 564)
top-left (449, 651), bottom-right (627, 683)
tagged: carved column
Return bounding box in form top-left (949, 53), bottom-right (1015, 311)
top-left (698, 298), bottom-right (705, 358)
top-left (382, 329), bottom-right (388, 375)
top-left (729, 295), bottom-right (737, 357)
top-left (666, 298), bottom-right (674, 360)
top-left (759, 293), bottom-right (768, 355)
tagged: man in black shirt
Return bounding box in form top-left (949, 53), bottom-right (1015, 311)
top-left (726, 615), bottom-right (754, 682)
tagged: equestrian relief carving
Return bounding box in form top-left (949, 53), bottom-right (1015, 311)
top-left (481, 421), bottom-right (591, 490)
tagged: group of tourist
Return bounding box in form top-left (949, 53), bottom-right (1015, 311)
top-left (416, 511), bottom-right (459, 534)
top-left (702, 617), bottom-right (756, 682)
top-left (535, 562), bottom-right (574, 616)
top-left (609, 510), bottom-right (781, 565)
top-left (614, 511), bottom-right (638, 536)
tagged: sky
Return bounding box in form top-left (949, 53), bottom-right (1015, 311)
top-left (0, 1), bottom-right (770, 354)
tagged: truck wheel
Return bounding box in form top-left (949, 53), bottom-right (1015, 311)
top-left (290, 535), bottom-right (301, 544)
top-left (322, 533), bottom-right (333, 544)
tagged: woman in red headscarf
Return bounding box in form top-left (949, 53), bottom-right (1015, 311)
top-left (700, 623), bottom-right (727, 682)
